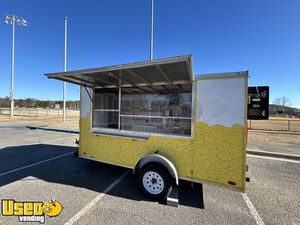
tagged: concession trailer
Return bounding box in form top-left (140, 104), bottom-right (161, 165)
top-left (46, 55), bottom-right (248, 200)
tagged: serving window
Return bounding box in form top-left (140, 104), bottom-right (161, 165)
top-left (92, 84), bottom-right (192, 137)
top-left (92, 89), bottom-right (119, 129)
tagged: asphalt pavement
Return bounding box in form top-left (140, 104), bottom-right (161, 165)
top-left (0, 128), bottom-right (299, 225)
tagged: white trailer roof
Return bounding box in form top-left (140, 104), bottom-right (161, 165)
top-left (45, 55), bottom-right (193, 89)
top-left (195, 71), bottom-right (248, 79)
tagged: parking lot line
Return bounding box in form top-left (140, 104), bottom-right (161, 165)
top-left (64, 170), bottom-right (130, 225)
top-left (0, 152), bottom-right (73, 177)
top-left (241, 193), bottom-right (265, 225)
top-left (248, 155), bottom-right (300, 164)
top-left (0, 136), bottom-right (78, 149)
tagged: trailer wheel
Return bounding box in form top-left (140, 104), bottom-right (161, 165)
top-left (137, 164), bottom-right (172, 200)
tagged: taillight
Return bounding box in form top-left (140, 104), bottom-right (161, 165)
top-left (228, 181), bottom-right (236, 186)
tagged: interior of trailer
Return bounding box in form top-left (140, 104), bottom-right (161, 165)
top-left (93, 83), bottom-right (192, 136)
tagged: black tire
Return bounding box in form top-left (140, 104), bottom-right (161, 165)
top-left (137, 163), bottom-right (172, 200)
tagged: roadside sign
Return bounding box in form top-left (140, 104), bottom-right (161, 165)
top-left (247, 86), bottom-right (269, 120)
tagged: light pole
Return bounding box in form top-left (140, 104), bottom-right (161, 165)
top-left (63, 16), bottom-right (67, 122)
top-left (4, 14), bottom-right (27, 117)
top-left (150, 0), bottom-right (154, 60)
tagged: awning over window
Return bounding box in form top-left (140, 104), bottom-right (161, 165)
top-left (45, 55), bottom-right (193, 89)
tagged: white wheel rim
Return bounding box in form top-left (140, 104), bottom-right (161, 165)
top-left (142, 171), bottom-right (164, 195)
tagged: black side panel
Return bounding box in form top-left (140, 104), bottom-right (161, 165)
top-left (247, 86), bottom-right (269, 120)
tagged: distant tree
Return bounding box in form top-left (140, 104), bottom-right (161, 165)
top-left (0, 97), bottom-right (10, 108)
top-left (273, 96), bottom-right (291, 106)
top-left (0, 97), bottom-right (79, 109)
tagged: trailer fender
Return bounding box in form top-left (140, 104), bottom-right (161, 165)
top-left (134, 154), bottom-right (179, 185)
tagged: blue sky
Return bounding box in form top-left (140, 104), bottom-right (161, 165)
top-left (0, 0), bottom-right (299, 107)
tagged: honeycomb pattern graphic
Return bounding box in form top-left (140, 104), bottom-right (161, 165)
top-left (80, 117), bottom-right (246, 191)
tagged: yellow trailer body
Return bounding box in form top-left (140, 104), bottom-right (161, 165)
top-left (46, 55), bottom-right (248, 193)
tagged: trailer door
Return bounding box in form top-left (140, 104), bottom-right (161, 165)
top-left (193, 71), bottom-right (248, 191)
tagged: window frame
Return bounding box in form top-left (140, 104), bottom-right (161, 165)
top-left (91, 83), bottom-right (194, 139)
top-left (91, 88), bottom-right (120, 129)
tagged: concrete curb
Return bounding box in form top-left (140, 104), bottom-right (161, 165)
top-left (247, 149), bottom-right (300, 161)
top-left (248, 129), bottom-right (300, 135)
top-left (26, 125), bottom-right (79, 134)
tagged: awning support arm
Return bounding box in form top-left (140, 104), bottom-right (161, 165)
top-left (84, 85), bottom-right (94, 104)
